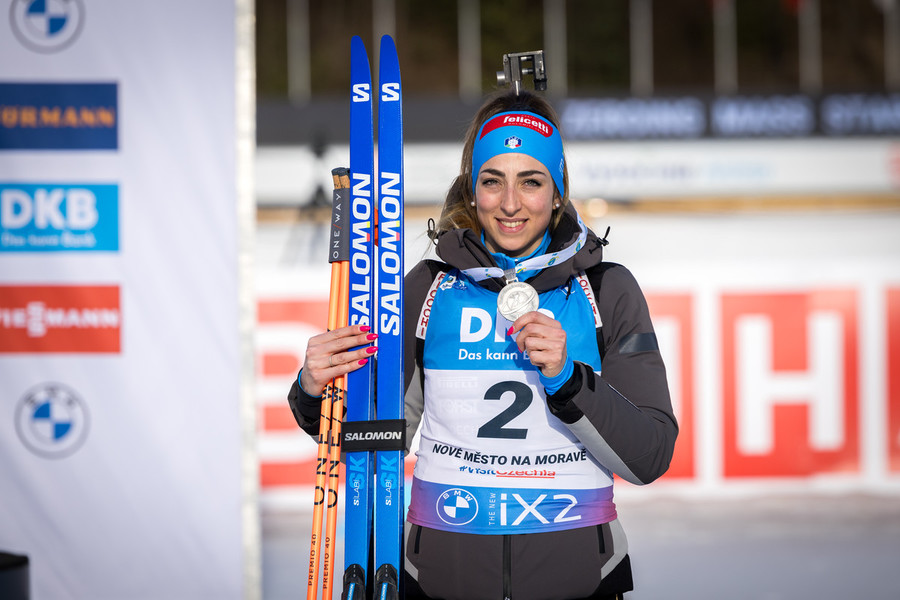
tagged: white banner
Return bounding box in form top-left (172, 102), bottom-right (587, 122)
top-left (0, 2), bottom-right (253, 598)
top-left (566, 138), bottom-right (900, 198)
top-left (255, 138), bottom-right (900, 207)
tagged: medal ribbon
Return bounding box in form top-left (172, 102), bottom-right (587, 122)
top-left (460, 212), bottom-right (588, 283)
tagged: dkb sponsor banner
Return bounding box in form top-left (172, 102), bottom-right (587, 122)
top-left (0, 2), bottom-right (247, 599)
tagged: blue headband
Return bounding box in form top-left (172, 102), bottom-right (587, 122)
top-left (471, 110), bottom-right (565, 197)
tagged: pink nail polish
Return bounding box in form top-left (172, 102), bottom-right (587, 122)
top-left (507, 325), bottom-right (515, 336)
top-left (358, 358), bottom-right (368, 366)
top-left (366, 333), bottom-right (379, 340)
top-left (366, 346), bottom-right (378, 354)
top-left (359, 325), bottom-right (371, 332)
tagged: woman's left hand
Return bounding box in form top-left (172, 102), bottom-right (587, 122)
top-left (510, 311), bottom-right (567, 377)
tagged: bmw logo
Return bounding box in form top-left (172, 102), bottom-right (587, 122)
top-left (9, 0), bottom-right (86, 53)
top-left (15, 382), bottom-right (90, 458)
top-left (436, 487), bottom-right (478, 526)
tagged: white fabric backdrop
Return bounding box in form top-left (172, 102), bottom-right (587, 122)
top-left (0, 2), bottom-right (248, 598)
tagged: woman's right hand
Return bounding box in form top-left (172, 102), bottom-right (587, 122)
top-left (299, 325), bottom-right (378, 397)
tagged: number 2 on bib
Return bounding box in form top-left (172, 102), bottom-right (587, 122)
top-left (476, 380), bottom-right (532, 440)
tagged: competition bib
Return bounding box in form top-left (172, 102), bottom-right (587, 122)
top-left (408, 271), bottom-right (616, 535)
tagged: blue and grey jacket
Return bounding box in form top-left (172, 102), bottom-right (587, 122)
top-left (288, 204), bottom-right (677, 600)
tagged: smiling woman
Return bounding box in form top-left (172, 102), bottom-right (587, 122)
top-left (287, 89), bottom-right (678, 600)
top-left (474, 153), bottom-right (556, 258)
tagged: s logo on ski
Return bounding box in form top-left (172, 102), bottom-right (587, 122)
top-left (352, 83), bottom-right (370, 102)
top-left (381, 82), bottom-right (400, 102)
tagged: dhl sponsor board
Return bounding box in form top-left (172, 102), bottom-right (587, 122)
top-left (0, 285), bottom-right (121, 353)
top-left (1, 183), bottom-right (119, 252)
top-left (0, 82), bottom-right (118, 150)
top-left (254, 287), bottom-right (900, 490)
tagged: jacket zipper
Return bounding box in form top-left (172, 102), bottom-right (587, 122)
top-left (503, 534), bottom-right (511, 600)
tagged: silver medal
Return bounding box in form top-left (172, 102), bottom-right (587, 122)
top-left (497, 281), bottom-right (539, 321)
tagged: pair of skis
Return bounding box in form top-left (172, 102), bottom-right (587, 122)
top-left (341, 32), bottom-right (406, 600)
top-left (308, 34), bottom-right (405, 600)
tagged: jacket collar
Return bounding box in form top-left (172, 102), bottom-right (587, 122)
top-left (435, 203), bottom-right (606, 293)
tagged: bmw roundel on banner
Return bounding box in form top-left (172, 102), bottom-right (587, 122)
top-left (9, 0), bottom-right (86, 54)
top-left (15, 382), bottom-right (90, 459)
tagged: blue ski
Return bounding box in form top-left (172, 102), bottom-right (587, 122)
top-left (374, 34), bottom-right (405, 600)
top-left (343, 35), bottom-right (377, 600)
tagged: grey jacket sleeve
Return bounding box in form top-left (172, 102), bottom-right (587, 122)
top-left (546, 264), bottom-right (678, 485)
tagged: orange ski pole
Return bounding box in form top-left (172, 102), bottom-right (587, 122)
top-left (322, 170), bottom-right (351, 600)
top-left (308, 168), bottom-right (351, 600)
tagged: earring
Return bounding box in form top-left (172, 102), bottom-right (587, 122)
top-left (470, 201), bottom-right (476, 207)
top-left (554, 203), bottom-right (560, 209)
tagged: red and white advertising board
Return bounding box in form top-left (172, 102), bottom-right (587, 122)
top-left (255, 212), bottom-right (900, 505)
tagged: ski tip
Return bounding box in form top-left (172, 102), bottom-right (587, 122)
top-left (351, 35), bottom-right (368, 58)
top-left (380, 34), bottom-right (397, 55)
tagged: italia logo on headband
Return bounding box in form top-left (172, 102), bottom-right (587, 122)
top-left (480, 113), bottom-right (553, 139)
top-left (504, 136), bottom-right (522, 149)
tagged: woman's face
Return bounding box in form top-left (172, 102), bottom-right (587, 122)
top-left (474, 153), bottom-right (557, 258)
